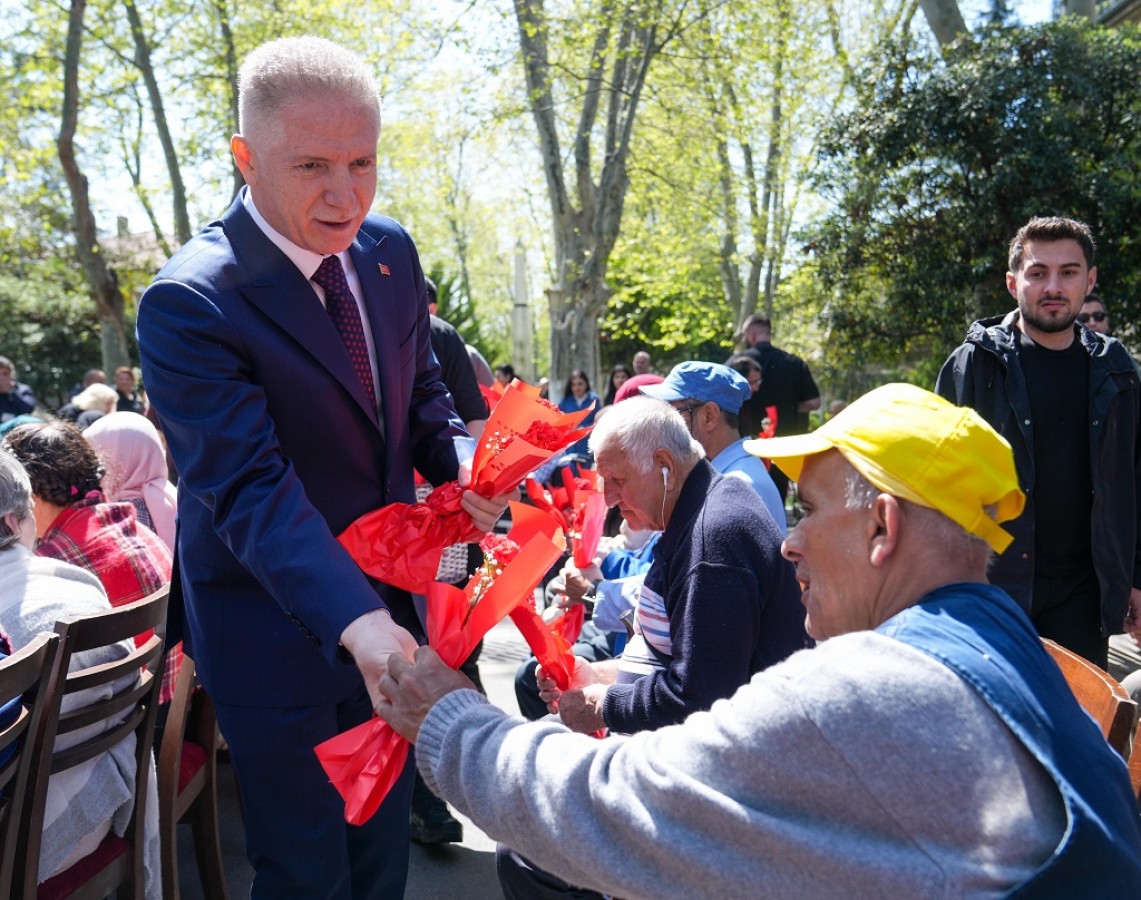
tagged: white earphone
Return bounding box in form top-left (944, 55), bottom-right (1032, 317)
top-left (661, 466), bottom-right (669, 487)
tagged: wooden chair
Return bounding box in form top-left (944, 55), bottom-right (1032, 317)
top-left (157, 653), bottom-right (228, 900)
top-left (0, 634), bottom-right (61, 899)
top-left (17, 587), bottom-right (168, 900)
top-left (1042, 638), bottom-right (1136, 758)
top-left (1129, 715), bottom-right (1141, 810)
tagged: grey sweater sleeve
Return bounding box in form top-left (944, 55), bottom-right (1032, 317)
top-left (415, 635), bottom-right (1062, 900)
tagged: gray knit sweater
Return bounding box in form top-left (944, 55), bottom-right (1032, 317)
top-left (0, 545), bottom-right (160, 895)
top-left (416, 631), bottom-right (1063, 899)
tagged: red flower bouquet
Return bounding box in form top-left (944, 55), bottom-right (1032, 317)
top-left (316, 503), bottom-right (576, 824)
top-left (337, 380), bottom-right (594, 593)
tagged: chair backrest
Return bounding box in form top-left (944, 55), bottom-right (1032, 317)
top-left (0, 633), bottom-right (61, 898)
top-left (17, 586), bottom-right (169, 899)
top-left (1129, 715), bottom-right (1141, 811)
top-left (1042, 638), bottom-right (1136, 757)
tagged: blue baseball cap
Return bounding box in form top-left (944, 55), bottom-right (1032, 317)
top-left (640, 361), bottom-right (752, 414)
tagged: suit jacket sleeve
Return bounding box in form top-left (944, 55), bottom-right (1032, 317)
top-left (138, 274), bottom-right (404, 662)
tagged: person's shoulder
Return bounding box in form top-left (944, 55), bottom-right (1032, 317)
top-left (696, 472), bottom-right (783, 543)
top-left (22, 553), bottom-right (110, 613)
top-left (359, 212), bottom-right (413, 246)
top-left (146, 219), bottom-right (244, 305)
top-left (1086, 330), bottom-right (1137, 370)
top-left (771, 631), bottom-right (968, 709)
top-left (429, 315), bottom-right (464, 345)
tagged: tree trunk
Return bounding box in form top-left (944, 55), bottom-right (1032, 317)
top-left (123, 0), bottom-right (191, 245)
top-left (210, 0), bottom-right (243, 200)
top-left (918, 0), bottom-right (967, 46)
top-left (59, 0), bottom-right (131, 374)
top-left (515, 0), bottom-right (660, 396)
top-left (120, 87), bottom-right (174, 258)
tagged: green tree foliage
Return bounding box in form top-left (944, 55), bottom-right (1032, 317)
top-left (0, 271), bottom-right (104, 409)
top-left (808, 19), bottom-right (1141, 381)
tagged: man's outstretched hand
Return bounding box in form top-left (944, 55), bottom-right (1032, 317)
top-left (340, 608), bottom-right (419, 711)
top-left (375, 646), bottom-right (475, 743)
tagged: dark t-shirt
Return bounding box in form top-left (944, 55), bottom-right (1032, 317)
top-left (1019, 333), bottom-right (1096, 609)
top-left (429, 315), bottom-right (487, 424)
top-left (736, 342), bottom-right (819, 438)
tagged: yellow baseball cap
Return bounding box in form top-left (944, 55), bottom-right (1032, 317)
top-left (744, 383), bottom-right (1025, 553)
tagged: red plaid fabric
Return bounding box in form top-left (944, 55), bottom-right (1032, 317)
top-left (313, 254), bottom-right (377, 409)
top-left (36, 494), bottom-right (179, 701)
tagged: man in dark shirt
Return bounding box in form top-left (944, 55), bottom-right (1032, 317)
top-left (0, 357), bottom-right (37, 423)
top-left (936, 216), bottom-right (1141, 667)
top-left (733, 315), bottom-right (820, 499)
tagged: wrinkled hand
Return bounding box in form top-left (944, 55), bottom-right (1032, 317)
top-left (340, 609), bottom-right (419, 711)
top-left (558, 683), bottom-right (608, 734)
top-left (537, 656), bottom-right (596, 712)
top-left (1124, 587), bottom-right (1141, 638)
top-left (560, 570), bottom-right (594, 608)
top-left (375, 647), bottom-right (476, 743)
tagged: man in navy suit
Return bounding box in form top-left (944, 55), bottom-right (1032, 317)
top-left (137, 36), bottom-right (508, 899)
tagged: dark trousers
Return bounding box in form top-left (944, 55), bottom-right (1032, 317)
top-left (497, 845), bottom-right (607, 900)
top-left (514, 621), bottom-right (619, 721)
top-left (1033, 585), bottom-right (1109, 669)
top-left (216, 683), bottom-right (416, 899)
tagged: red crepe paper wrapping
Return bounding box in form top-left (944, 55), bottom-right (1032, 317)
top-left (524, 478), bottom-right (569, 533)
top-left (509, 604), bottom-right (578, 690)
top-left (317, 504), bottom-right (575, 825)
top-left (571, 491), bottom-right (607, 568)
top-left (337, 380), bottom-right (594, 594)
top-left (751, 406), bottom-right (780, 471)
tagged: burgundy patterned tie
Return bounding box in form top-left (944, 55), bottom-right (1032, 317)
top-left (312, 254), bottom-right (377, 410)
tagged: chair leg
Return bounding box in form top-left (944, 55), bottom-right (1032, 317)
top-left (161, 809), bottom-right (181, 900)
top-left (189, 795), bottom-right (228, 900)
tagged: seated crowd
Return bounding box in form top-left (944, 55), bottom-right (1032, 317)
top-left (2, 333), bottom-right (1141, 899)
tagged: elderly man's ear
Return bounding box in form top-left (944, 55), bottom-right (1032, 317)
top-left (868, 494), bottom-right (902, 568)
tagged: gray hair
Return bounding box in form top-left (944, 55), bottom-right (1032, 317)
top-left (589, 396), bottom-right (704, 474)
top-left (0, 449), bottom-right (33, 551)
top-left (841, 466), bottom-right (993, 566)
top-left (238, 37), bottom-right (380, 144)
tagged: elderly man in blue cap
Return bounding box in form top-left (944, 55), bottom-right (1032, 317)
top-left (641, 360), bottom-right (786, 534)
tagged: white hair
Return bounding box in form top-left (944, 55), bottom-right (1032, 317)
top-left (0, 449), bottom-right (33, 551)
top-left (589, 396), bottom-right (704, 474)
top-left (238, 37), bottom-right (380, 144)
top-left (841, 465), bottom-right (993, 566)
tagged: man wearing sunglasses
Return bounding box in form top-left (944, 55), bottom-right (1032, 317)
top-left (1079, 293), bottom-right (1111, 335)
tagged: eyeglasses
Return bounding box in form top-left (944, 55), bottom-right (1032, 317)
top-left (671, 402), bottom-right (702, 423)
top-left (1078, 311), bottom-right (1107, 324)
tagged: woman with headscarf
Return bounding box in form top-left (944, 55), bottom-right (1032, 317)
top-left (83, 412), bottom-right (177, 552)
top-left (2, 420), bottom-right (177, 701)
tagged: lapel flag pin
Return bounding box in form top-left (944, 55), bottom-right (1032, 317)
top-left (378, 263), bottom-right (391, 276)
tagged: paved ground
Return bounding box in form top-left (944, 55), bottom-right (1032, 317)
top-left (177, 616), bottom-right (532, 899)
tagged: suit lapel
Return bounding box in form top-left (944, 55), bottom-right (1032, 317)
top-left (224, 200), bottom-right (381, 429)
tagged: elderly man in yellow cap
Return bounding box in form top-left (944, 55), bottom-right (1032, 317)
top-left (373, 384), bottom-right (1141, 899)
